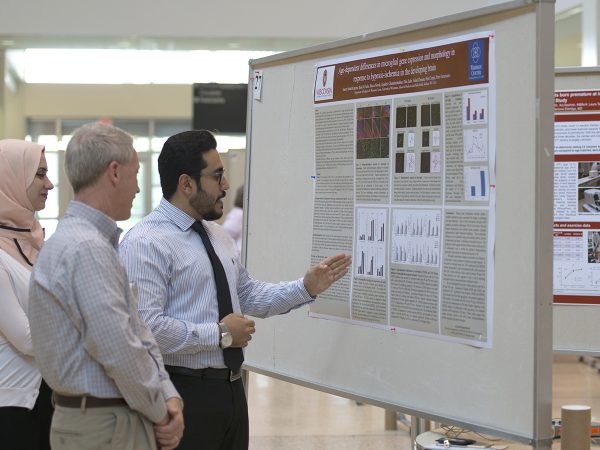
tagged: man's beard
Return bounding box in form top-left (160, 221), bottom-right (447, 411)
top-left (191, 190), bottom-right (224, 221)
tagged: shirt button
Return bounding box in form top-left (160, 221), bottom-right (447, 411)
top-left (192, 331), bottom-right (198, 337)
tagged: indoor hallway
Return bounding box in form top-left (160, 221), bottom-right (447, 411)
top-left (247, 355), bottom-right (600, 449)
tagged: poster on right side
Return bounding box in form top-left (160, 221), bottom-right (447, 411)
top-left (554, 90), bottom-right (600, 304)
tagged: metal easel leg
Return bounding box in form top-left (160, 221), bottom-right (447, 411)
top-left (411, 416), bottom-right (421, 450)
top-left (410, 417), bottom-right (431, 449)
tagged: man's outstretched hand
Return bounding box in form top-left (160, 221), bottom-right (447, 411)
top-left (303, 254), bottom-right (351, 297)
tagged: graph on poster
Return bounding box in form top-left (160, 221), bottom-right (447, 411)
top-left (463, 90), bottom-right (488, 125)
top-left (464, 166), bottom-right (489, 200)
top-left (391, 209), bottom-right (441, 267)
top-left (554, 264), bottom-right (585, 289)
top-left (590, 267), bottom-right (600, 286)
top-left (356, 208), bottom-right (387, 278)
top-left (356, 242), bottom-right (385, 277)
top-left (357, 208), bottom-right (386, 242)
top-left (392, 209), bottom-right (441, 236)
top-left (392, 239), bottom-right (440, 265)
top-left (464, 128), bottom-right (488, 161)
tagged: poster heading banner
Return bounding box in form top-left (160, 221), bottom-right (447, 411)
top-left (314, 37), bottom-right (491, 103)
top-left (555, 90), bottom-right (600, 112)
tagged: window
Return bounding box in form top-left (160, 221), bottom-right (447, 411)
top-left (27, 118), bottom-right (247, 237)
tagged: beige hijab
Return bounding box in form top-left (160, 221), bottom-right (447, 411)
top-left (0, 139), bottom-right (45, 269)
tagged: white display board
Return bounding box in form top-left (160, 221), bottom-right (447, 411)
top-left (244, 1), bottom-right (554, 446)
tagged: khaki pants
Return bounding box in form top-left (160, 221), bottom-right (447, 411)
top-left (50, 405), bottom-right (156, 450)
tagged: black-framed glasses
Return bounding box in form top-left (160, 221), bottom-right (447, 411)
top-left (201, 169), bottom-right (226, 184)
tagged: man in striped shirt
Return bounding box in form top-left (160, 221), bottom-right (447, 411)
top-left (29, 123), bottom-right (184, 450)
top-left (120, 130), bottom-right (351, 450)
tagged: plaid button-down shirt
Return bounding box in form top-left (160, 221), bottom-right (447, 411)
top-left (29, 201), bottom-right (179, 423)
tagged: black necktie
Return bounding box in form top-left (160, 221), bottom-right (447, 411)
top-left (191, 221), bottom-right (244, 370)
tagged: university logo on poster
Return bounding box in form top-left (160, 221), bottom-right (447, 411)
top-left (468, 39), bottom-right (485, 81)
top-left (314, 65), bottom-right (335, 101)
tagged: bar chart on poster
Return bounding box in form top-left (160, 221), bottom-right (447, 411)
top-left (464, 166), bottom-right (489, 200)
top-left (463, 90), bottom-right (488, 124)
top-left (390, 209), bottom-right (441, 266)
top-left (244, 1), bottom-right (554, 446)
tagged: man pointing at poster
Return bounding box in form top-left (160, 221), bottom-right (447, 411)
top-left (120, 129), bottom-right (351, 450)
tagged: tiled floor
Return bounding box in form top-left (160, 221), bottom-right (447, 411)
top-left (553, 355), bottom-right (600, 417)
top-left (247, 354), bottom-right (600, 449)
top-left (247, 370), bottom-right (410, 449)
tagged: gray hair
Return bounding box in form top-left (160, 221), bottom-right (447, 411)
top-left (65, 122), bottom-right (134, 193)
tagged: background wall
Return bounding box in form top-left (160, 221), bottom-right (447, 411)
top-left (0, 0), bottom-right (513, 41)
top-left (3, 77), bottom-right (24, 139)
top-left (23, 84), bottom-right (191, 120)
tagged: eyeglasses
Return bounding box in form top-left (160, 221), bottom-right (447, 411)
top-left (201, 169), bottom-right (226, 184)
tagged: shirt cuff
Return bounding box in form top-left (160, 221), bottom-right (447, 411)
top-left (192, 322), bottom-right (221, 350)
top-left (210, 322), bottom-right (220, 349)
top-left (298, 278), bottom-right (317, 301)
top-left (146, 395), bottom-right (168, 423)
top-left (161, 379), bottom-right (182, 405)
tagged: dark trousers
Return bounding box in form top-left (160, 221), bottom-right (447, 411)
top-left (0, 379), bottom-right (53, 450)
top-left (168, 370), bottom-right (248, 450)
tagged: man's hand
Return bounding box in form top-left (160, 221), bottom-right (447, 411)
top-left (303, 253), bottom-right (351, 297)
top-left (154, 397), bottom-right (184, 450)
top-left (222, 314), bottom-right (256, 347)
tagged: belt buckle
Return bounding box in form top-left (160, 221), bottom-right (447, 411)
top-left (229, 369), bottom-right (241, 382)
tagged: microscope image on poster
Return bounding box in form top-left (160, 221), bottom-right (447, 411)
top-left (578, 162), bottom-right (600, 213)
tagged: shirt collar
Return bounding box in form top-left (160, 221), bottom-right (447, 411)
top-left (158, 197), bottom-right (197, 232)
top-left (65, 201), bottom-right (122, 248)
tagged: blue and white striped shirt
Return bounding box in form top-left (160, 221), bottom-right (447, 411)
top-left (119, 198), bottom-right (313, 369)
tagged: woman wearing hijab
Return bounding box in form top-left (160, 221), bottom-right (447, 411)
top-left (0, 139), bottom-right (54, 450)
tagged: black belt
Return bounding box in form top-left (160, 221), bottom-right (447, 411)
top-left (54, 394), bottom-right (127, 409)
top-left (165, 365), bottom-right (242, 382)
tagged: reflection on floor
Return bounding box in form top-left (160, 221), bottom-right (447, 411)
top-left (247, 355), bottom-right (600, 449)
top-left (553, 355), bottom-right (600, 418)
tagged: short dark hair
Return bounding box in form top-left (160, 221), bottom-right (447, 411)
top-left (158, 130), bottom-right (217, 200)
